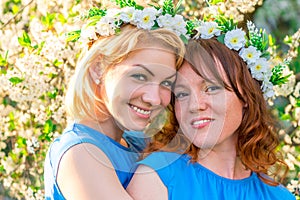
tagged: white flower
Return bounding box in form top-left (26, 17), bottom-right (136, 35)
top-left (248, 57), bottom-right (269, 81)
top-left (239, 46), bottom-right (261, 64)
top-left (95, 16), bottom-right (117, 36)
top-left (293, 82), bottom-right (300, 97)
top-left (198, 21), bottom-right (220, 39)
top-left (26, 137), bottom-right (40, 154)
top-left (120, 7), bottom-right (136, 23)
top-left (224, 28), bottom-right (246, 51)
top-left (261, 80), bottom-right (275, 99)
top-left (172, 14), bottom-right (188, 36)
top-left (106, 8), bottom-right (120, 19)
top-left (134, 7), bottom-right (158, 30)
top-left (157, 14), bottom-right (187, 37)
top-left (157, 14), bottom-right (174, 28)
top-left (79, 25), bottom-right (97, 41)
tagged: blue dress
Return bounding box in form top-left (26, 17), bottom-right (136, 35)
top-left (138, 152), bottom-right (296, 200)
top-left (44, 123), bottom-right (141, 200)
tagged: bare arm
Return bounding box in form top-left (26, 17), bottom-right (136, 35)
top-left (126, 165), bottom-right (168, 200)
top-left (57, 143), bottom-right (133, 200)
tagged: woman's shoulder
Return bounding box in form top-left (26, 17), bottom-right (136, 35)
top-left (138, 151), bottom-right (189, 171)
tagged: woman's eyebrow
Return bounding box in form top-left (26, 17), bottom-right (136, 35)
top-left (132, 64), bottom-right (176, 79)
top-left (132, 64), bottom-right (154, 76)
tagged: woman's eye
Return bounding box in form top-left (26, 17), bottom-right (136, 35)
top-left (205, 85), bottom-right (222, 93)
top-left (161, 80), bottom-right (173, 88)
top-left (174, 92), bottom-right (188, 99)
top-left (131, 74), bottom-right (147, 81)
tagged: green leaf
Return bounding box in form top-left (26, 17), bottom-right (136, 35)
top-left (180, 34), bottom-right (188, 44)
top-left (57, 13), bottom-right (67, 24)
top-left (0, 165), bottom-right (5, 173)
top-left (18, 31), bottom-right (31, 48)
top-left (53, 59), bottom-right (63, 67)
top-left (17, 136), bottom-right (26, 148)
top-left (41, 13), bottom-right (56, 28)
top-left (87, 7), bottom-right (106, 18)
top-left (217, 34), bottom-right (225, 43)
top-left (280, 113), bottom-right (291, 120)
top-left (46, 88), bottom-right (58, 99)
top-left (87, 15), bottom-right (102, 26)
top-left (114, 0), bottom-right (143, 9)
top-left (66, 30), bottom-right (81, 42)
top-left (174, 0), bottom-right (184, 14)
top-left (0, 68), bottom-right (7, 75)
top-left (0, 51), bottom-right (8, 66)
top-left (186, 20), bottom-right (195, 35)
top-left (3, 96), bottom-right (17, 107)
top-left (215, 15), bottom-right (237, 32)
top-left (11, 4), bottom-right (19, 14)
top-left (270, 63), bottom-right (291, 86)
top-left (43, 119), bottom-right (54, 134)
top-left (8, 111), bottom-right (16, 131)
top-left (283, 35), bottom-right (293, 44)
top-left (295, 98), bottom-right (300, 107)
top-left (9, 77), bottom-right (24, 85)
top-left (36, 41), bottom-right (45, 55)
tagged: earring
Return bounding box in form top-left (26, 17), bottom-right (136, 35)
top-left (95, 79), bottom-right (100, 85)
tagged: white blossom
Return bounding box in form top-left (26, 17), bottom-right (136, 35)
top-left (157, 14), bottom-right (187, 37)
top-left (95, 16), bottom-right (117, 36)
top-left (239, 46), bottom-right (261, 64)
top-left (197, 21), bottom-right (220, 39)
top-left (224, 28), bottom-right (246, 50)
top-left (248, 57), bottom-right (269, 80)
top-left (134, 7), bottom-right (158, 30)
top-left (80, 25), bottom-right (97, 42)
top-left (261, 80), bottom-right (275, 98)
top-left (120, 7), bottom-right (136, 23)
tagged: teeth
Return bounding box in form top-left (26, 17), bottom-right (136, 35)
top-left (192, 119), bottom-right (211, 125)
top-left (131, 105), bottom-right (151, 115)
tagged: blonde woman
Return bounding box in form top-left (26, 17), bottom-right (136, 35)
top-left (43, 3), bottom-right (186, 199)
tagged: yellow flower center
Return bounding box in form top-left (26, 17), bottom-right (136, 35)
top-left (143, 16), bottom-right (150, 23)
top-left (255, 64), bottom-right (262, 71)
top-left (208, 28), bottom-right (214, 34)
top-left (247, 53), bottom-right (253, 58)
top-left (231, 37), bottom-right (238, 44)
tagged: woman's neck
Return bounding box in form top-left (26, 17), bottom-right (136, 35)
top-left (79, 117), bottom-right (124, 142)
top-left (197, 147), bottom-right (251, 180)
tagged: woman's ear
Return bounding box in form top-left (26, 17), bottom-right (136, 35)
top-left (89, 61), bottom-right (102, 85)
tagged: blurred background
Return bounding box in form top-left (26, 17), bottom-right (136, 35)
top-left (0, 0), bottom-right (299, 199)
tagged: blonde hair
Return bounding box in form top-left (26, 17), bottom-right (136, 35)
top-left (65, 24), bottom-right (185, 121)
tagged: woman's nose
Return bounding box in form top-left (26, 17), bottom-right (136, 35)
top-left (141, 83), bottom-right (162, 106)
top-left (189, 91), bottom-right (209, 112)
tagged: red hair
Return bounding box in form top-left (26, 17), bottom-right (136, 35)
top-left (143, 38), bottom-right (288, 186)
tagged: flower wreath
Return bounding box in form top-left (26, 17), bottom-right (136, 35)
top-left (188, 15), bottom-right (291, 99)
top-left (67, 0), bottom-right (191, 44)
top-left (67, 0), bottom-right (290, 99)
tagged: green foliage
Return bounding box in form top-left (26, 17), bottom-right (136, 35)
top-left (270, 61), bottom-right (292, 86)
top-left (247, 23), bottom-right (269, 53)
top-left (86, 7), bottom-right (106, 18)
top-left (18, 31), bottom-right (31, 48)
top-left (205, 0), bottom-right (225, 5)
top-left (186, 19), bottom-right (196, 35)
top-left (41, 13), bottom-right (56, 30)
top-left (0, 0), bottom-right (299, 199)
top-left (162, 0), bottom-right (183, 16)
top-left (0, 51), bottom-right (8, 75)
top-left (8, 77), bottom-right (24, 85)
top-left (214, 15), bottom-right (237, 32)
top-left (66, 30), bottom-right (81, 42)
top-left (3, 0), bottom-right (21, 14)
top-left (113, 0), bottom-right (143, 9)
